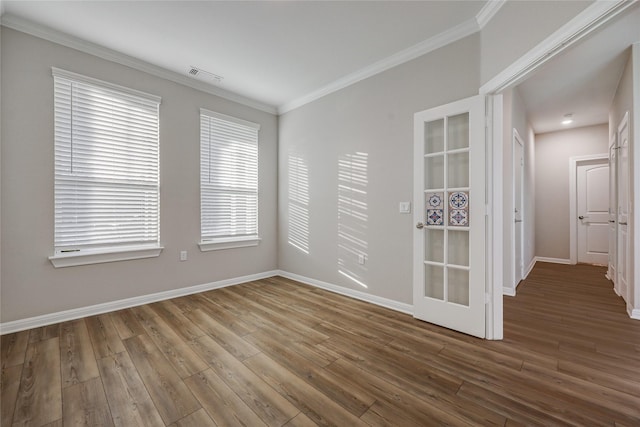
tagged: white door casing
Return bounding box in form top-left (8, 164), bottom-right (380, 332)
top-left (617, 113), bottom-right (630, 303)
top-left (576, 159), bottom-right (609, 265)
top-left (608, 137), bottom-right (617, 284)
top-left (413, 95), bottom-right (486, 339)
top-left (513, 130), bottom-right (524, 286)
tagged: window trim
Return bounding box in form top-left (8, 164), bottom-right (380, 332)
top-left (49, 244), bottom-right (164, 268)
top-left (199, 108), bottom-right (260, 250)
top-left (198, 236), bottom-right (261, 252)
top-left (51, 68), bottom-right (162, 104)
top-left (50, 68), bottom-right (162, 267)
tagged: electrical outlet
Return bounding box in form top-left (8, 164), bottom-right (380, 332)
top-left (399, 202), bottom-right (411, 214)
top-left (358, 254), bottom-right (365, 265)
top-left (180, 250), bottom-right (187, 261)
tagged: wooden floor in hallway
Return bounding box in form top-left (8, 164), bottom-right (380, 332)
top-left (1, 262), bottom-right (639, 426)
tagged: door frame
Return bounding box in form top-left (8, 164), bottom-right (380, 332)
top-left (480, 0), bottom-right (636, 338)
top-left (607, 133), bottom-right (617, 283)
top-left (569, 154), bottom-right (609, 265)
top-left (511, 129), bottom-right (525, 288)
top-left (631, 42), bottom-right (640, 320)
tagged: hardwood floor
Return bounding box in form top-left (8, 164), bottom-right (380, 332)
top-left (2, 262), bottom-right (639, 426)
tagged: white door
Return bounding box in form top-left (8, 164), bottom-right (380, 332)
top-left (608, 139), bottom-right (617, 283)
top-left (617, 113), bottom-right (630, 301)
top-left (413, 95), bottom-right (485, 338)
top-left (577, 159), bottom-right (609, 265)
top-left (513, 132), bottom-right (524, 285)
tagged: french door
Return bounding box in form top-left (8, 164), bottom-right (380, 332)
top-left (413, 95), bottom-right (486, 338)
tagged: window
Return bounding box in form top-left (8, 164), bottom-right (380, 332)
top-left (199, 109), bottom-right (260, 251)
top-left (49, 68), bottom-right (162, 267)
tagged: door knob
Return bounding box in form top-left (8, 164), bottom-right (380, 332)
top-left (578, 216), bottom-right (585, 220)
top-left (416, 222), bottom-right (425, 229)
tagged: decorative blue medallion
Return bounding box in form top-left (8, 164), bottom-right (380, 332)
top-left (449, 191), bottom-right (468, 209)
top-left (427, 209), bottom-right (444, 226)
top-left (449, 209), bottom-right (468, 226)
top-left (428, 193), bottom-right (443, 208)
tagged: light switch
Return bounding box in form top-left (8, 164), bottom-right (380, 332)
top-left (180, 250), bottom-right (188, 261)
top-left (399, 202), bottom-right (411, 214)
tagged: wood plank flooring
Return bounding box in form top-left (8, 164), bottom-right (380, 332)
top-left (1, 262), bottom-right (639, 426)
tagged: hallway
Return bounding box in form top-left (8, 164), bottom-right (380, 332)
top-left (503, 262), bottom-right (640, 419)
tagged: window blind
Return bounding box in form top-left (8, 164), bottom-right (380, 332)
top-left (53, 68), bottom-right (161, 252)
top-left (200, 109), bottom-right (259, 241)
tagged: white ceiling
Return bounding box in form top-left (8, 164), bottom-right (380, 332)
top-left (1, 1), bottom-right (639, 133)
top-left (1, 0), bottom-right (488, 112)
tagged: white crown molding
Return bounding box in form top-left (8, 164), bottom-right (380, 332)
top-left (476, 0), bottom-right (506, 29)
top-left (278, 17), bottom-right (481, 114)
top-left (0, 14), bottom-right (278, 115)
top-left (277, 270), bottom-right (413, 315)
top-left (480, 0), bottom-right (637, 95)
top-left (0, 270), bottom-right (279, 335)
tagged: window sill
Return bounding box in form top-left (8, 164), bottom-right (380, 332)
top-left (198, 237), bottom-right (261, 252)
top-left (49, 245), bottom-right (164, 268)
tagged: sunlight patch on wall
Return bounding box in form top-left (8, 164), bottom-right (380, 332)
top-left (338, 152), bottom-right (369, 288)
top-left (288, 151), bottom-right (310, 254)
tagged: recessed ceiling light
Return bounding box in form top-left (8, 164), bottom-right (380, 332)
top-left (562, 113), bottom-right (573, 125)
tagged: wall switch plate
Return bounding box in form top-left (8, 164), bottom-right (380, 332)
top-left (399, 202), bottom-right (411, 214)
top-left (358, 254), bottom-right (366, 265)
top-left (180, 250), bottom-right (187, 261)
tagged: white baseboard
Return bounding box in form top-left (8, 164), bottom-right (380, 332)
top-left (0, 270), bottom-right (279, 335)
top-left (628, 306), bottom-right (640, 320)
top-left (503, 287), bottom-right (516, 297)
top-left (277, 270), bottom-right (413, 315)
top-left (535, 256), bottom-right (571, 265)
top-left (523, 257), bottom-right (537, 280)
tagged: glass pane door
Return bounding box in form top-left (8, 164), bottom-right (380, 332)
top-left (423, 113), bottom-right (470, 306)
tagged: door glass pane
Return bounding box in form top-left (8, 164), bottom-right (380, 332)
top-left (447, 267), bottom-right (469, 306)
top-left (425, 264), bottom-right (444, 300)
top-left (425, 155), bottom-right (444, 189)
top-left (447, 152), bottom-right (469, 188)
top-left (448, 230), bottom-right (469, 266)
top-left (425, 229), bottom-right (444, 263)
top-left (425, 119), bottom-right (444, 154)
top-left (447, 113), bottom-right (469, 150)
top-left (448, 191), bottom-right (469, 227)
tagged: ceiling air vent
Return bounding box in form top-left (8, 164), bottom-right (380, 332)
top-left (187, 66), bottom-right (223, 84)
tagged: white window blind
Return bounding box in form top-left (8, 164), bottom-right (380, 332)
top-left (200, 109), bottom-right (259, 243)
top-left (53, 68), bottom-right (161, 253)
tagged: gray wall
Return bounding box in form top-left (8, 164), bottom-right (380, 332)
top-left (480, 1), bottom-right (592, 85)
top-left (534, 124), bottom-right (609, 260)
top-left (0, 27), bottom-right (279, 322)
top-left (278, 35), bottom-right (480, 304)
